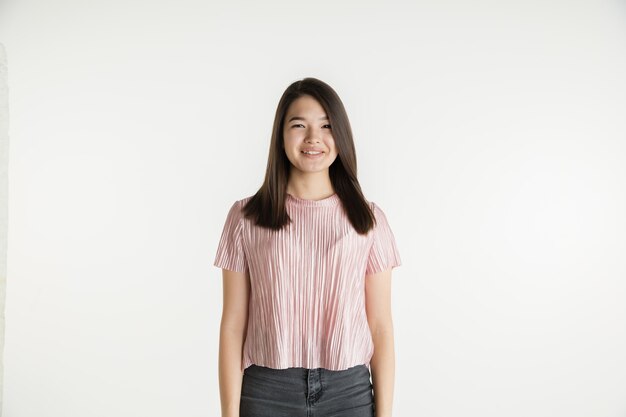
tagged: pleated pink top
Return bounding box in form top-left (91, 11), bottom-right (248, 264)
top-left (213, 192), bottom-right (401, 371)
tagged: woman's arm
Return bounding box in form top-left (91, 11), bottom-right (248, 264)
top-left (218, 268), bottom-right (250, 417)
top-left (365, 267), bottom-right (396, 417)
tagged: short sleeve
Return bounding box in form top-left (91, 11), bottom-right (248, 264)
top-left (213, 200), bottom-right (248, 274)
top-left (365, 202), bottom-right (402, 275)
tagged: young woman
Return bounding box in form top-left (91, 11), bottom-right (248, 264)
top-left (214, 77), bottom-right (402, 417)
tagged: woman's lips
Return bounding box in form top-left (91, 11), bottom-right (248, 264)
top-left (301, 151), bottom-right (325, 159)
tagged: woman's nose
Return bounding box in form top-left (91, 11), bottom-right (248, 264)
top-left (305, 131), bottom-right (321, 142)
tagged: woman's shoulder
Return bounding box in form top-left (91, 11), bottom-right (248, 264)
top-left (221, 194), bottom-right (254, 221)
top-left (228, 195), bottom-right (256, 222)
top-left (364, 198), bottom-right (378, 212)
top-left (364, 199), bottom-right (395, 222)
top-left (234, 194), bottom-right (255, 206)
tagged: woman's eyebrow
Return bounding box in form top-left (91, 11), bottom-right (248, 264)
top-left (287, 116), bottom-right (329, 122)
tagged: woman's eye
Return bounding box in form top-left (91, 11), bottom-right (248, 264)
top-left (290, 124), bottom-right (331, 129)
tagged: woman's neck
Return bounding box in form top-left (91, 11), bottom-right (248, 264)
top-left (286, 173), bottom-right (335, 201)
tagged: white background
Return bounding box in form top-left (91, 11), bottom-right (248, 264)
top-left (1, 1), bottom-right (626, 416)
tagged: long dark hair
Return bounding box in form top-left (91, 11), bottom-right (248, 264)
top-left (241, 77), bottom-right (376, 235)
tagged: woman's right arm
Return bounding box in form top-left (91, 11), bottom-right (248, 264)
top-left (218, 268), bottom-right (250, 417)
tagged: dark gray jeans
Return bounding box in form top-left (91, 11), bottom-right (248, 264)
top-left (240, 363), bottom-right (375, 417)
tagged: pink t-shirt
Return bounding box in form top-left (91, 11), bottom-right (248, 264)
top-left (213, 192), bottom-right (401, 371)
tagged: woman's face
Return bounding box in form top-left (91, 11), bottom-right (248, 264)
top-left (282, 95), bottom-right (338, 175)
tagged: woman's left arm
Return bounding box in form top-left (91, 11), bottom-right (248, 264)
top-left (365, 267), bottom-right (395, 417)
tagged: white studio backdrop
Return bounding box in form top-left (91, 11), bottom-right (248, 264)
top-left (0, 43), bottom-right (8, 415)
top-left (1, 1), bottom-right (626, 416)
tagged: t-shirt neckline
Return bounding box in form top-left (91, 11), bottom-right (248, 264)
top-left (286, 192), bottom-right (340, 207)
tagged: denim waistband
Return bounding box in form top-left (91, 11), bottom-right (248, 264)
top-left (243, 363), bottom-right (368, 379)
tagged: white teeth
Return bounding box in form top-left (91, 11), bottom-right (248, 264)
top-left (302, 151), bottom-right (322, 155)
